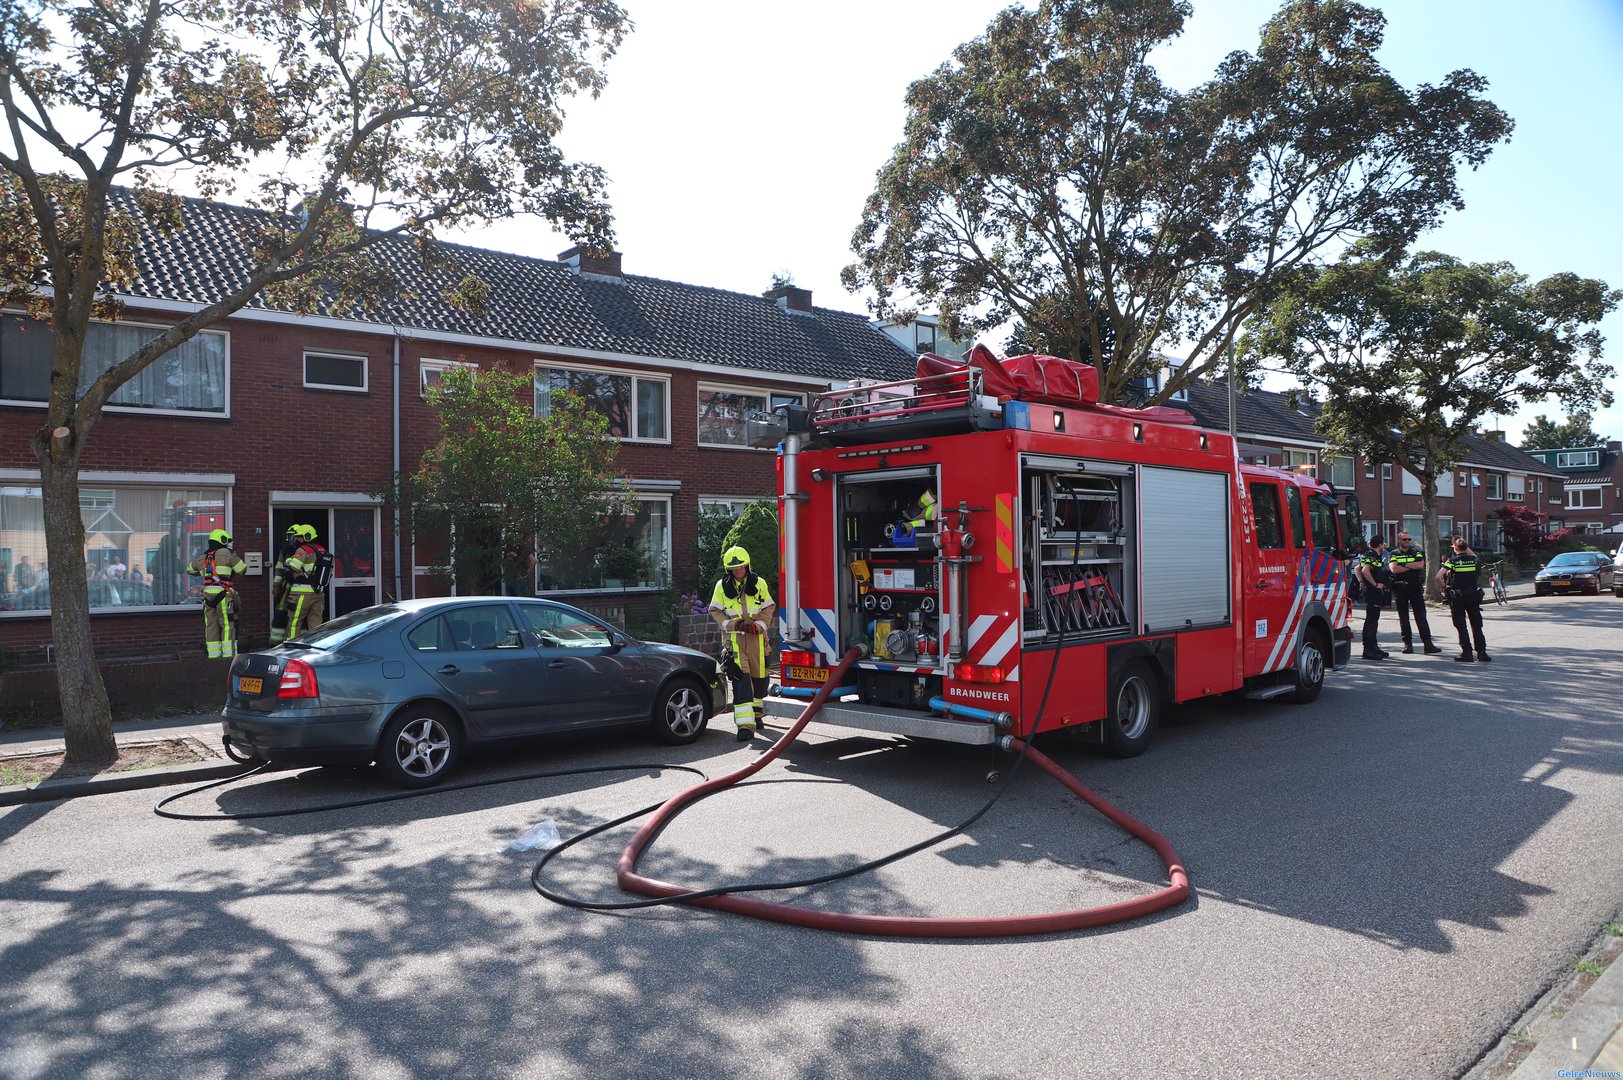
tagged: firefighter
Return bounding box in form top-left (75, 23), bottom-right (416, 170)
top-left (1357, 534), bottom-right (1392, 660)
top-left (1436, 536), bottom-right (1490, 663)
top-left (186, 528), bottom-right (247, 659)
top-left (709, 545), bottom-right (776, 741)
top-left (268, 524), bottom-right (303, 643)
top-left (283, 524), bottom-right (330, 639)
top-left (1387, 531), bottom-right (1441, 655)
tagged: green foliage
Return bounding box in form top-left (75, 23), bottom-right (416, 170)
top-left (394, 367), bottom-right (632, 595)
top-left (1245, 248), bottom-right (1619, 594)
top-left (1521, 411), bottom-right (1608, 450)
top-left (845, 0), bottom-right (1511, 405)
top-left (720, 501), bottom-right (781, 598)
top-left (689, 505), bottom-right (739, 596)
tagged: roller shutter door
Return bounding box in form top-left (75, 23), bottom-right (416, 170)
top-left (1140, 466), bottom-right (1231, 632)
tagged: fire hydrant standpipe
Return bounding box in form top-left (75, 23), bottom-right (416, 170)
top-left (612, 648), bottom-right (1191, 938)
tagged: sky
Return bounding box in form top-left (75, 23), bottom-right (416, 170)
top-left (448, 0), bottom-right (1623, 446)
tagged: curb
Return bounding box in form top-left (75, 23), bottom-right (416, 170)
top-left (1508, 953), bottom-right (1623, 1078)
top-left (0, 757), bottom-right (246, 807)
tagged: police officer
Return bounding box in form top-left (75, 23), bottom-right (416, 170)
top-left (1358, 534), bottom-right (1392, 660)
top-left (283, 524), bottom-right (328, 639)
top-left (708, 545), bottom-right (776, 741)
top-left (1387, 531), bottom-right (1442, 655)
top-left (186, 529), bottom-right (247, 659)
top-left (1436, 536), bottom-right (1490, 663)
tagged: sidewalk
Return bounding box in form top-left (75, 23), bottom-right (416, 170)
top-left (0, 710), bottom-right (241, 806)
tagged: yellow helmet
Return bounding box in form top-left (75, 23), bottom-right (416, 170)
top-left (289, 524), bottom-right (318, 541)
top-left (208, 528), bottom-right (233, 545)
top-left (722, 545), bottom-right (750, 569)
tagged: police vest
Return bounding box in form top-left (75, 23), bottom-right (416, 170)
top-left (1443, 554), bottom-right (1479, 589)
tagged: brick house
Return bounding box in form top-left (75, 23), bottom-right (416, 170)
top-left (0, 194), bottom-right (913, 663)
top-left (1522, 441), bottom-right (1623, 537)
top-left (1178, 382), bottom-right (1564, 552)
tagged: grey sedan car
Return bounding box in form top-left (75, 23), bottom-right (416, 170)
top-left (223, 596), bottom-right (725, 787)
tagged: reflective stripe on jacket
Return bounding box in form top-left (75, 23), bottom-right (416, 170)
top-left (709, 574), bottom-right (776, 678)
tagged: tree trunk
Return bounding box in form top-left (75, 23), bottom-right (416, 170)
top-left (1420, 479), bottom-right (1442, 603)
top-left (35, 429), bottom-right (117, 766)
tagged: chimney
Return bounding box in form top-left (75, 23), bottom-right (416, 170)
top-left (1482, 429), bottom-right (1504, 442)
top-left (1607, 440), bottom-right (1621, 453)
top-left (558, 245), bottom-right (623, 281)
top-left (763, 284), bottom-right (813, 314)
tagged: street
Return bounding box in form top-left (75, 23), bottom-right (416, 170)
top-left (1, 595), bottom-right (1619, 1080)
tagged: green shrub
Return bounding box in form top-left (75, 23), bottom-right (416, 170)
top-left (721, 500), bottom-right (781, 596)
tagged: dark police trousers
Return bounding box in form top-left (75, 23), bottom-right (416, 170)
top-left (1361, 600), bottom-right (1384, 654)
top-left (1390, 579), bottom-right (1434, 648)
top-left (1448, 590), bottom-right (1488, 657)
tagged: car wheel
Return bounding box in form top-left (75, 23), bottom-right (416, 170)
top-left (1105, 661), bottom-right (1159, 758)
top-left (378, 707), bottom-right (462, 788)
top-left (1288, 628), bottom-right (1328, 705)
top-left (652, 678), bottom-right (710, 745)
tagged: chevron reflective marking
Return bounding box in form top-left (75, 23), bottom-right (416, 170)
top-left (976, 619), bottom-right (1019, 669)
top-left (995, 493), bottom-right (1014, 572)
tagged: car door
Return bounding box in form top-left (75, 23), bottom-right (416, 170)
top-left (405, 603), bottom-right (550, 737)
top-left (517, 601), bottom-right (652, 728)
top-left (1243, 479), bottom-right (1298, 675)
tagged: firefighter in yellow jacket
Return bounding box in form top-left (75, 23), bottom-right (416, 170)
top-left (283, 523), bottom-right (329, 639)
top-left (709, 545), bottom-right (776, 741)
top-left (186, 529), bottom-right (247, 659)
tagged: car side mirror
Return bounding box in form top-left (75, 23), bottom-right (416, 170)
top-left (608, 632), bottom-right (628, 651)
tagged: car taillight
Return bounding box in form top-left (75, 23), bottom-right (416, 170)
top-left (781, 649), bottom-right (820, 668)
top-left (277, 658), bottom-right (319, 699)
top-left (953, 663), bottom-right (1006, 684)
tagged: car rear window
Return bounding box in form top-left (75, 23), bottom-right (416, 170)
top-left (291, 604), bottom-right (410, 649)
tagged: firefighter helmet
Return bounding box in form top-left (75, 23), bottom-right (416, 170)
top-left (288, 523), bottom-right (318, 541)
top-left (722, 545), bottom-right (751, 569)
top-left (208, 528), bottom-right (233, 546)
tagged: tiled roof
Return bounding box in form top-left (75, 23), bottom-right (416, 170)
top-left (111, 190), bottom-right (916, 384)
top-left (1178, 379), bottom-right (1562, 477)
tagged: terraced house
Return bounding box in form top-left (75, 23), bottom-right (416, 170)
top-left (1522, 441), bottom-right (1623, 536)
top-left (0, 194), bottom-right (913, 664)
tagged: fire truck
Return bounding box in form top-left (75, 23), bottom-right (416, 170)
top-left (766, 346), bottom-right (1359, 756)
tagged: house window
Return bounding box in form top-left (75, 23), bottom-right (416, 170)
top-left (0, 481), bottom-right (228, 615)
top-left (1, 315), bottom-right (228, 414)
top-left (1329, 455), bottom-right (1355, 489)
top-left (1401, 469), bottom-right (1454, 497)
top-left (770, 391), bottom-right (803, 412)
top-left (1381, 464), bottom-right (1392, 480)
top-left (915, 323), bottom-right (936, 353)
top-left (304, 350), bottom-right (368, 392)
top-left (1567, 486), bottom-right (1603, 510)
top-left (1283, 449), bottom-right (1317, 476)
top-left (698, 386), bottom-right (779, 449)
top-left (1556, 450), bottom-right (1600, 469)
top-left (537, 494), bottom-right (672, 592)
top-left (1364, 462), bottom-right (1375, 479)
top-left (1484, 473), bottom-right (1504, 500)
top-left (1507, 475), bottom-right (1525, 503)
top-left (420, 358), bottom-right (477, 398)
top-left (535, 363), bottom-right (669, 442)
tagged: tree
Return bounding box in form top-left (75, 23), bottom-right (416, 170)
top-left (0, 0), bottom-right (628, 764)
top-left (1521, 411), bottom-right (1607, 450)
top-left (1494, 504), bottom-right (1543, 567)
top-left (401, 367), bottom-right (632, 597)
top-left (844, 0), bottom-right (1511, 406)
top-left (1243, 248), bottom-right (1618, 596)
top-left (721, 500), bottom-right (780, 601)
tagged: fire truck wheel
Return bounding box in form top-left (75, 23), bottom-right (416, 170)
top-left (1289, 628), bottom-right (1328, 704)
top-left (1105, 662), bottom-right (1159, 758)
top-left (652, 678), bottom-right (711, 745)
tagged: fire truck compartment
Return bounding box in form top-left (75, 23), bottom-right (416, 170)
top-left (836, 468), bottom-right (944, 670)
top-left (762, 696), bottom-right (998, 745)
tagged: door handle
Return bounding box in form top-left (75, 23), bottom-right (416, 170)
top-left (548, 661), bottom-right (567, 669)
top-left (437, 665), bottom-right (460, 676)
top-left (1255, 581), bottom-right (1270, 589)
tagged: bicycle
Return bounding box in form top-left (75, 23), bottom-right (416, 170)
top-left (1483, 561), bottom-right (1509, 605)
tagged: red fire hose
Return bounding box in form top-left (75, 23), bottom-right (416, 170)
top-left (616, 649), bottom-right (1191, 937)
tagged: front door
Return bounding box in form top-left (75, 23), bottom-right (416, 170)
top-left (270, 505), bottom-right (381, 633)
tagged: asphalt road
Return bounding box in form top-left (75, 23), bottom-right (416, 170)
top-left (1, 595), bottom-right (1619, 1080)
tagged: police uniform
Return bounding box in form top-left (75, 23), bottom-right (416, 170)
top-left (284, 526), bottom-right (328, 639)
top-left (186, 530), bottom-right (247, 659)
top-left (1386, 540), bottom-right (1440, 654)
top-left (1358, 543), bottom-right (1391, 659)
top-left (1441, 546), bottom-right (1490, 662)
top-left (709, 545), bottom-right (776, 741)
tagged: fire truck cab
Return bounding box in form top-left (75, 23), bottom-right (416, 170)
top-left (768, 347), bottom-right (1357, 756)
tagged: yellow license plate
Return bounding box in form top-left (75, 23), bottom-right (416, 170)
top-left (787, 665), bottom-right (828, 683)
top-left (237, 676), bottom-right (264, 695)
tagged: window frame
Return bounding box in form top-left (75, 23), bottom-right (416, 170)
top-left (1506, 475), bottom-right (1526, 503)
top-left (1566, 485), bottom-right (1603, 510)
top-left (1, 313), bottom-right (231, 417)
top-left (419, 358), bottom-right (478, 399)
top-left (533, 360), bottom-right (670, 444)
top-left (697, 383), bottom-right (781, 451)
top-left (1556, 450), bottom-right (1600, 469)
top-left (1484, 473), bottom-right (1504, 500)
top-left (303, 349), bottom-right (370, 393)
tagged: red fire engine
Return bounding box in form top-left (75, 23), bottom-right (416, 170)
top-left (767, 346), bottom-right (1360, 756)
